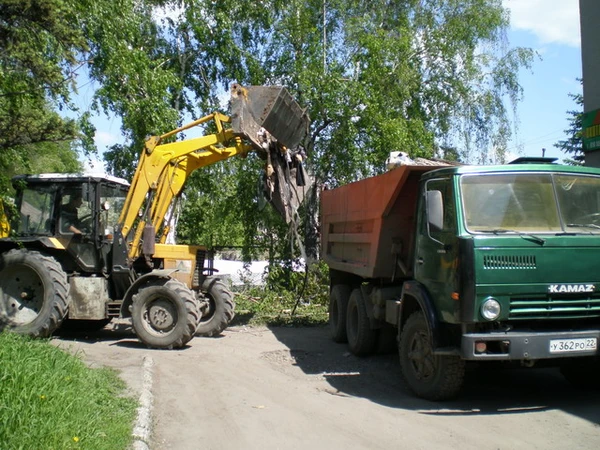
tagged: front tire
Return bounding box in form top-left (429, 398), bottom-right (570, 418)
top-left (132, 278), bottom-right (200, 349)
top-left (346, 288), bottom-right (378, 356)
top-left (0, 249), bottom-right (68, 337)
top-left (399, 311), bottom-right (465, 401)
top-left (195, 278), bottom-right (235, 337)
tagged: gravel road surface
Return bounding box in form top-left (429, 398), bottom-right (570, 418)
top-left (53, 322), bottom-right (600, 450)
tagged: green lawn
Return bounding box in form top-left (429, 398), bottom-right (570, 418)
top-left (0, 332), bottom-right (137, 450)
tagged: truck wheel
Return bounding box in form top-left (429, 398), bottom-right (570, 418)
top-left (0, 249), bottom-right (68, 338)
top-left (132, 279), bottom-right (200, 349)
top-left (195, 278), bottom-right (235, 337)
top-left (399, 311), bottom-right (465, 401)
top-left (329, 284), bottom-right (351, 343)
top-left (560, 358), bottom-right (600, 388)
top-left (346, 288), bottom-right (378, 356)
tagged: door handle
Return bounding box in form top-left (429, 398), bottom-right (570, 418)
top-left (417, 257), bottom-right (424, 265)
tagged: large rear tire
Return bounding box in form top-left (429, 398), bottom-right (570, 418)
top-left (132, 278), bottom-right (200, 349)
top-left (399, 311), bottom-right (465, 401)
top-left (346, 288), bottom-right (378, 356)
top-left (0, 249), bottom-right (68, 337)
top-left (195, 278), bottom-right (235, 337)
top-left (329, 284), bottom-right (351, 343)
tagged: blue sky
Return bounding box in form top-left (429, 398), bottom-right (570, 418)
top-left (81, 0), bottom-right (583, 171)
top-left (502, 0), bottom-right (581, 162)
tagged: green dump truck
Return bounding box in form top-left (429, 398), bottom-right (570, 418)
top-left (321, 157), bottom-right (600, 400)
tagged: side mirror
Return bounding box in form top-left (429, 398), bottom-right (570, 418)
top-left (427, 190), bottom-right (444, 232)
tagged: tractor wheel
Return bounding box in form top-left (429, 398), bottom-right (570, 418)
top-left (195, 278), bottom-right (235, 337)
top-left (398, 311), bottom-right (465, 401)
top-left (0, 249), bottom-right (69, 337)
top-left (132, 278), bottom-right (200, 349)
top-left (346, 288), bottom-right (378, 356)
top-left (329, 284), bottom-right (351, 343)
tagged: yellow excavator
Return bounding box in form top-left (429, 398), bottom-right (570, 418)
top-left (0, 84), bottom-right (310, 349)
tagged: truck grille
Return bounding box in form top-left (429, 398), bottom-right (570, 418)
top-left (510, 295), bottom-right (600, 319)
top-left (483, 255), bottom-right (536, 270)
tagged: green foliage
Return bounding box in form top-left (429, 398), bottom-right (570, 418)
top-left (1, 0), bottom-right (528, 262)
top-left (0, 0), bottom-right (88, 195)
top-left (233, 261), bottom-right (330, 326)
top-left (555, 81), bottom-right (584, 165)
top-left (0, 332), bottom-right (136, 449)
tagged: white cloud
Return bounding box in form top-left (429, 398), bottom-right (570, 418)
top-left (82, 156), bottom-right (107, 175)
top-left (95, 131), bottom-right (121, 149)
top-left (503, 0), bottom-right (580, 47)
top-left (152, 4), bottom-right (185, 24)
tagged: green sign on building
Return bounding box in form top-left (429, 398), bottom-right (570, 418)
top-left (583, 108), bottom-right (600, 151)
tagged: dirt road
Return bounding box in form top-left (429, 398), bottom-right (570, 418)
top-left (53, 323), bottom-right (600, 450)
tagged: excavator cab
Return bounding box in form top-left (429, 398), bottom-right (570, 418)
top-left (0, 84), bottom-right (311, 349)
top-left (5, 174), bottom-right (130, 273)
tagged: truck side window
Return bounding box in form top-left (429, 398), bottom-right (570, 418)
top-left (425, 178), bottom-right (455, 241)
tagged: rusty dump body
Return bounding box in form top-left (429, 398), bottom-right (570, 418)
top-left (321, 165), bottom-right (436, 280)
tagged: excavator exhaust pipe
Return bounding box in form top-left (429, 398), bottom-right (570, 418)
top-left (230, 84), bottom-right (312, 224)
top-left (230, 84), bottom-right (310, 150)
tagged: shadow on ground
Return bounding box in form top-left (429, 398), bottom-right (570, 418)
top-left (53, 320), bottom-right (196, 350)
top-left (268, 325), bottom-right (600, 426)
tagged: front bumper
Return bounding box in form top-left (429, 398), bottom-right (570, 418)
top-left (461, 329), bottom-right (600, 361)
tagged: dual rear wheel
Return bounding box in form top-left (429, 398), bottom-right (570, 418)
top-left (328, 284), bottom-right (465, 400)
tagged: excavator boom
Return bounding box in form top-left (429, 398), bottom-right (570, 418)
top-left (118, 85), bottom-right (311, 262)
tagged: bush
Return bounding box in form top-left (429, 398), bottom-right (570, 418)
top-left (233, 260), bottom-right (329, 326)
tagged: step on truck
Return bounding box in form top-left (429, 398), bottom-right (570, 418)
top-left (321, 157), bottom-right (600, 400)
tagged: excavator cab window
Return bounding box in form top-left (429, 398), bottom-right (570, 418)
top-left (59, 187), bottom-right (93, 236)
top-left (99, 184), bottom-right (128, 239)
top-left (15, 185), bottom-right (57, 236)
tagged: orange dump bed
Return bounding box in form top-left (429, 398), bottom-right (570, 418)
top-left (321, 166), bottom-right (434, 279)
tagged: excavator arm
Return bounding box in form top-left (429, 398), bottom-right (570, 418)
top-left (117, 84), bottom-right (310, 262)
top-left (0, 198), bottom-right (9, 238)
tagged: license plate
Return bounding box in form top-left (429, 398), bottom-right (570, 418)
top-left (549, 338), bottom-right (597, 353)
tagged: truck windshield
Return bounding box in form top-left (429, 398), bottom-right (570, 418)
top-left (461, 172), bottom-right (600, 234)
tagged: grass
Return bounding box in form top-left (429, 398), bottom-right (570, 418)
top-left (233, 291), bottom-right (329, 327)
top-left (0, 332), bottom-right (137, 450)
top-left (231, 261), bottom-right (330, 327)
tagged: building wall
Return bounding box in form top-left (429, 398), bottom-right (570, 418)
top-left (580, 0), bottom-right (600, 166)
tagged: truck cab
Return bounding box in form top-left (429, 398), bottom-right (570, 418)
top-left (322, 159), bottom-right (600, 400)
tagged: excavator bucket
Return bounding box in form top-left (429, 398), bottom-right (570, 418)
top-left (230, 84), bottom-right (310, 150)
top-left (230, 84), bottom-right (312, 224)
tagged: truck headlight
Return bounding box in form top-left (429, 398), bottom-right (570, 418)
top-left (481, 298), bottom-right (501, 321)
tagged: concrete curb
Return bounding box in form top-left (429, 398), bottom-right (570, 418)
top-left (132, 355), bottom-right (154, 450)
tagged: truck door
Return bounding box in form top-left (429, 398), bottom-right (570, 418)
top-left (414, 177), bottom-right (460, 322)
